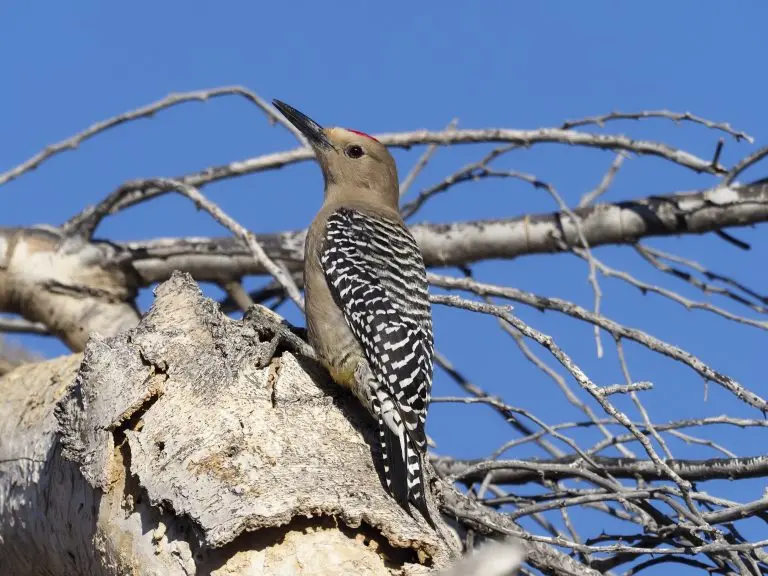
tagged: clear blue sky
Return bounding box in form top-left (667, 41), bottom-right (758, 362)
top-left (2, 3), bottom-right (766, 571)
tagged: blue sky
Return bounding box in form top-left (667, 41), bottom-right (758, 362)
top-left (2, 2), bottom-right (767, 571)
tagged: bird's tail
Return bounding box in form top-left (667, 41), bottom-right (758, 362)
top-left (405, 434), bottom-right (434, 527)
top-left (375, 393), bottom-right (435, 527)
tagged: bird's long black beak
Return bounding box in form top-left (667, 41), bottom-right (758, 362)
top-left (273, 99), bottom-right (333, 150)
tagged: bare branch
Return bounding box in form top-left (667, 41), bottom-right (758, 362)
top-left (561, 109), bottom-right (754, 143)
top-left (401, 145), bottom-right (517, 219)
top-left (0, 317), bottom-right (48, 334)
top-left (589, 415), bottom-right (768, 455)
top-left (703, 497), bottom-right (768, 526)
top-left (0, 86), bottom-right (305, 189)
top-left (437, 486), bottom-right (604, 576)
top-left (494, 317), bottom-right (635, 459)
top-left (145, 179), bottom-right (305, 311)
top-left (428, 393), bottom-right (602, 471)
top-left (596, 382), bottom-right (654, 397)
top-left (440, 483), bottom-right (768, 559)
top-left (429, 274), bottom-right (766, 412)
top-left (377, 128), bottom-right (725, 173)
top-left (723, 149), bottom-right (768, 186)
top-left (126, 180), bottom-right (768, 286)
top-left (0, 226), bottom-right (140, 350)
top-left (410, 179), bottom-right (768, 268)
top-left (399, 118), bottom-right (458, 198)
top-left (431, 293), bottom-right (700, 503)
top-left (433, 454), bottom-right (768, 484)
top-left (667, 429), bottom-right (737, 459)
top-left (222, 280), bottom-right (255, 312)
top-left (635, 244), bottom-right (768, 311)
top-left (528, 174), bottom-right (604, 358)
top-left (571, 248), bottom-right (768, 330)
top-left (578, 152), bottom-right (626, 207)
top-left (105, 126), bottom-right (734, 219)
top-left (69, 179), bottom-right (305, 310)
top-left (127, 234), bottom-right (305, 285)
top-left (429, 398), bottom-right (754, 462)
top-left (616, 340), bottom-right (673, 460)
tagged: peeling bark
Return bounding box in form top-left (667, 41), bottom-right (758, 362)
top-left (1, 273), bottom-right (455, 575)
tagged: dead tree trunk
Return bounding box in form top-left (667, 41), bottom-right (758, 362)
top-left (0, 273), bottom-right (454, 575)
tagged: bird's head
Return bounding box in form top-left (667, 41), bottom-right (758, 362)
top-left (273, 99), bottom-right (399, 210)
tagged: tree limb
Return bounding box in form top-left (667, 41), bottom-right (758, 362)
top-left (0, 226), bottom-right (140, 349)
top-left (433, 455), bottom-right (768, 484)
top-left (128, 179), bottom-right (768, 285)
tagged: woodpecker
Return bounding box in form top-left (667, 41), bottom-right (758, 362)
top-left (273, 100), bottom-right (434, 526)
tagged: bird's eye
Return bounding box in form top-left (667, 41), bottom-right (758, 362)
top-left (345, 145), bottom-right (364, 159)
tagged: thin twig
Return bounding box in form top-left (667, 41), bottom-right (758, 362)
top-left (635, 244), bottom-right (768, 313)
top-left (459, 264), bottom-right (631, 458)
top-left (666, 430), bottom-right (737, 459)
top-left (571, 247), bottom-right (768, 330)
top-left (640, 244), bottom-right (768, 305)
top-left (429, 273), bottom-right (767, 412)
top-left (431, 294), bottom-right (702, 508)
top-left (616, 340), bottom-right (673, 460)
top-left (578, 152), bottom-right (626, 207)
top-left (431, 397), bottom-right (766, 461)
top-left (430, 395), bottom-right (603, 470)
top-left (722, 145), bottom-right (768, 186)
top-left (399, 118), bottom-right (458, 198)
top-left (494, 314), bottom-right (635, 458)
top-left (537, 177), bottom-right (604, 358)
top-left (142, 178), bottom-right (304, 310)
top-left (400, 145), bottom-right (517, 219)
top-left (561, 109), bottom-right (754, 144)
top-left (589, 416), bottom-right (768, 455)
top-left (0, 86), bottom-right (306, 188)
top-left (711, 138), bottom-right (725, 170)
top-left (713, 229), bottom-right (751, 251)
top-left (596, 382), bottom-right (654, 397)
top-left (445, 485), bottom-right (768, 556)
top-left (433, 351), bottom-right (563, 458)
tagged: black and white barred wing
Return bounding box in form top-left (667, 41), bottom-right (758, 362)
top-left (320, 207), bottom-right (434, 519)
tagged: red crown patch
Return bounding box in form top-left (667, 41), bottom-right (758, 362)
top-left (346, 129), bottom-right (380, 143)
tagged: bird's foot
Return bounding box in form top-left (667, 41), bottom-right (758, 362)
top-left (243, 304), bottom-right (316, 367)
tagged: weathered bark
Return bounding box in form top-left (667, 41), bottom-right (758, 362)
top-left (0, 354), bottom-right (90, 575)
top-left (0, 272), bottom-right (454, 575)
top-left (0, 227), bottom-right (140, 350)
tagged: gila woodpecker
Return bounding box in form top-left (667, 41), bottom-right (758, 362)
top-left (273, 100), bottom-right (434, 526)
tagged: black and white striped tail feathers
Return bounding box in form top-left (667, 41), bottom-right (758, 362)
top-left (372, 390), bottom-right (434, 527)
